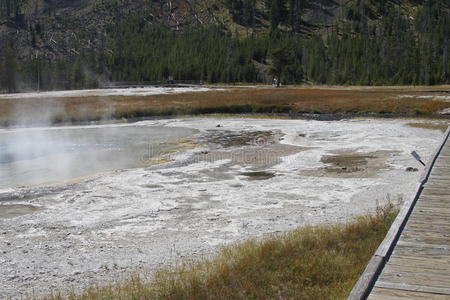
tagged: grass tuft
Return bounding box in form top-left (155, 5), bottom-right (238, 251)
top-left (41, 206), bottom-right (397, 300)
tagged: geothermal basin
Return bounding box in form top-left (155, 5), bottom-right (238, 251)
top-left (0, 117), bottom-right (447, 299)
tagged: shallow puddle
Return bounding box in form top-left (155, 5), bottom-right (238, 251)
top-left (303, 150), bottom-right (395, 178)
top-left (321, 154), bottom-right (375, 174)
top-left (241, 171), bottom-right (275, 180)
top-left (0, 204), bottom-right (41, 219)
top-left (205, 130), bottom-right (274, 148)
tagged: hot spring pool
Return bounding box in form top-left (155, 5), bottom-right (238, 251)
top-left (0, 124), bottom-right (197, 188)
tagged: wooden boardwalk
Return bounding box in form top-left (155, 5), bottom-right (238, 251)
top-left (349, 128), bottom-right (450, 300)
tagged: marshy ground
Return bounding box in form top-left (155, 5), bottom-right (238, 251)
top-left (1, 86), bottom-right (450, 126)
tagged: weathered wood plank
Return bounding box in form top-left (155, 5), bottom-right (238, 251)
top-left (397, 234), bottom-right (449, 245)
top-left (408, 212), bottom-right (450, 223)
top-left (430, 171), bottom-right (450, 175)
top-left (406, 218), bottom-right (450, 228)
top-left (390, 255), bottom-right (450, 266)
top-left (387, 255), bottom-right (449, 271)
top-left (411, 205), bottom-right (450, 214)
top-left (408, 212), bottom-right (450, 222)
top-left (376, 271), bottom-right (450, 293)
top-left (429, 162), bottom-right (450, 166)
top-left (396, 240), bottom-right (449, 249)
top-left (414, 196), bottom-right (449, 203)
top-left (418, 194), bottom-right (450, 200)
top-left (411, 203), bottom-right (450, 210)
top-left (415, 203), bottom-right (450, 211)
top-left (413, 206), bottom-right (450, 213)
top-left (435, 161), bottom-right (448, 168)
top-left (415, 200), bottom-right (450, 209)
top-left (405, 222), bottom-right (450, 232)
top-left (430, 166), bottom-right (450, 171)
top-left (412, 199), bottom-right (450, 207)
top-left (401, 228), bottom-right (450, 239)
top-left (381, 263), bottom-right (450, 282)
top-left (428, 177), bottom-right (450, 182)
top-left (407, 218), bottom-right (450, 227)
top-left (369, 287), bottom-right (450, 299)
top-left (424, 176), bottom-right (450, 181)
top-left (424, 183), bottom-right (450, 189)
top-left (400, 234), bottom-right (450, 246)
top-left (415, 202), bottom-right (450, 208)
top-left (392, 245), bottom-right (450, 262)
top-left (420, 189), bottom-right (450, 197)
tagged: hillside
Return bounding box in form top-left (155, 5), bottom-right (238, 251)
top-left (0, 0), bottom-right (449, 92)
top-left (0, 0), bottom-right (341, 60)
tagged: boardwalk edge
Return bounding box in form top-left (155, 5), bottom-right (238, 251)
top-left (347, 127), bottom-right (450, 300)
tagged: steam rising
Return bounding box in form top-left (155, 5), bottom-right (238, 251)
top-left (0, 87), bottom-right (212, 189)
top-left (0, 97), bottom-right (201, 189)
top-left (0, 124), bottom-right (197, 189)
top-left (0, 87), bottom-right (213, 99)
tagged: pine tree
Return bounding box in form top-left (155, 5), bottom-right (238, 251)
top-left (269, 0), bottom-right (287, 30)
top-left (1, 43), bottom-right (18, 92)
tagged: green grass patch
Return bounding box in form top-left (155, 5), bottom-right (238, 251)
top-left (42, 205), bottom-right (397, 300)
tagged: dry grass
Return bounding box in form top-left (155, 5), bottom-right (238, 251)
top-left (42, 206), bottom-right (397, 300)
top-left (1, 87), bottom-right (450, 126)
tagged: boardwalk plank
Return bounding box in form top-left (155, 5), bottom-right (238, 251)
top-left (424, 183), bottom-right (450, 189)
top-left (381, 263), bottom-right (450, 281)
top-left (388, 255), bottom-right (449, 271)
top-left (415, 203), bottom-right (450, 209)
top-left (412, 206), bottom-right (450, 213)
top-left (421, 189), bottom-right (450, 196)
top-left (400, 235), bottom-right (450, 246)
top-left (409, 212), bottom-right (450, 221)
top-left (415, 200), bottom-right (450, 209)
top-left (405, 222), bottom-right (450, 232)
top-left (377, 271), bottom-right (450, 293)
top-left (369, 287), bottom-right (450, 299)
top-left (393, 248), bottom-right (450, 265)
